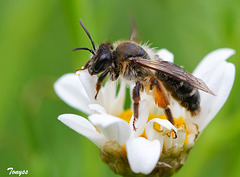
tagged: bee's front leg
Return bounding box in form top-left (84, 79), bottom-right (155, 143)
top-left (95, 69), bottom-right (110, 100)
top-left (75, 60), bottom-right (91, 72)
top-left (132, 81), bottom-right (141, 131)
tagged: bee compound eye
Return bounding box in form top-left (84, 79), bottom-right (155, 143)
top-left (94, 62), bottom-right (105, 73)
top-left (93, 55), bottom-right (111, 74)
top-left (99, 53), bottom-right (110, 61)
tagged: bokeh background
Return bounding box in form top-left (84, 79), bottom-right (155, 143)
top-left (1, 0), bottom-right (239, 177)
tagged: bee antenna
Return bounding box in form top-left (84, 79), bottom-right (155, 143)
top-left (72, 47), bottom-right (96, 55)
top-left (79, 19), bottom-right (96, 51)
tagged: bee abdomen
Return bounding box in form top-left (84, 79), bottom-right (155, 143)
top-left (156, 72), bottom-right (200, 116)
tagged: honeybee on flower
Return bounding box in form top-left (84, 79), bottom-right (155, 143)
top-left (54, 20), bottom-right (235, 176)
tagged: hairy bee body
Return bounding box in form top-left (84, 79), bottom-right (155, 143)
top-left (75, 19), bottom-right (214, 128)
top-left (113, 42), bottom-right (151, 82)
top-left (111, 41), bottom-right (153, 82)
top-left (113, 41), bottom-right (201, 114)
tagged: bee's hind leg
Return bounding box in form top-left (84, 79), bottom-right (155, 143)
top-left (150, 77), bottom-right (175, 125)
top-left (132, 81), bottom-right (141, 131)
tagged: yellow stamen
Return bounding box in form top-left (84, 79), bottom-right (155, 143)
top-left (140, 130), bottom-right (147, 139)
top-left (184, 136), bottom-right (189, 144)
top-left (121, 144), bottom-right (127, 156)
top-left (153, 122), bottom-right (162, 132)
top-left (118, 109), bottom-right (133, 123)
top-left (174, 117), bottom-right (185, 128)
top-left (117, 109), bottom-right (189, 145)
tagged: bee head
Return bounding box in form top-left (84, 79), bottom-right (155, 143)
top-left (73, 19), bottom-right (113, 75)
top-left (87, 42), bottom-right (113, 75)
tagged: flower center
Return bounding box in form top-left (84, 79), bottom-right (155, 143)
top-left (118, 109), bottom-right (189, 144)
top-left (118, 109), bottom-right (185, 127)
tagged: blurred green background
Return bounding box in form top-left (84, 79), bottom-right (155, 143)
top-left (0, 0), bottom-right (239, 176)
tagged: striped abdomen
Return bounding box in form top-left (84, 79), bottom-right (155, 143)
top-left (156, 72), bottom-right (200, 115)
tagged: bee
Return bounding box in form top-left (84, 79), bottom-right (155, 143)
top-left (74, 19), bottom-right (215, 130)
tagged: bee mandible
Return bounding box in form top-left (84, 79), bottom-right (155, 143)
top-left (73, 19), bottom-right (215, 130)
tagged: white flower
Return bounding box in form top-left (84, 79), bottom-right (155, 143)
top-left (54, 48), bottom-right (235, 176)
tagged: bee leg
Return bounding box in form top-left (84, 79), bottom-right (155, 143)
top-left (75, 60), bottom-right (91, 72)
top-left (164, 108), bottom-right (174, 126)
top-left (132, 81), bottom-right (141, 131)
top-left (95, 69), bottom-right (110, 100)
top-left (150, 77), bottom-right (175, 125)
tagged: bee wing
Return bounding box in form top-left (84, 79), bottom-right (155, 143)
top-left (129, 17), bottom-right (139, 42)
top-left (130, 57), bottom-right (216, 95)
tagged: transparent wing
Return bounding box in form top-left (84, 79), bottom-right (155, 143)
top-left (130, 57), bottom-right (215, 95)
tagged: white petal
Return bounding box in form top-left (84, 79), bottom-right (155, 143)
top-left (185, 120), bottom-right (198, 135)
top-left (169, 102), bottom-right (186, 119)
top-left (102, 81), bottom-right (117, 113)
top-left (111, 80), bottom-right (127, 115)
top-left (163, 135), bottom-right (173, 150)
top-left (156, 48), bottom-right (174, 63)
top-left (190, 48), bottom-right (235, 131)
top-left (54, 73), bottom-right (91, 114)
top-left (145, 118), bottom-right (177, 150)
top-left (193, 48), bottom-right (235, 77)
top-left (88, 114), bottom-right (131, 145)
top-left (126, 137), bottom-right (161, 175)
top-left (89, 104), bottom-right (107, 114)
top-left (145, 123), bottom-right (164, 151)
top-left (172, 131), bottom-right (186, 152)
top-left (58, 114), bottom-right (106, 148)
top-left (185, 134), bottom-right (195, 148)
top-left (192, 62), bottom-right (235, 131)
top-left (147, 118), bottom-right (177, 133)
top-left (76, 70), bottom-right (104, 105)
top-left (140, 92), bottom-right (160, 115)
top-left (101, 80), bottom-right (126, 115)
top-left (129, 100), bottom-right (149, 138)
